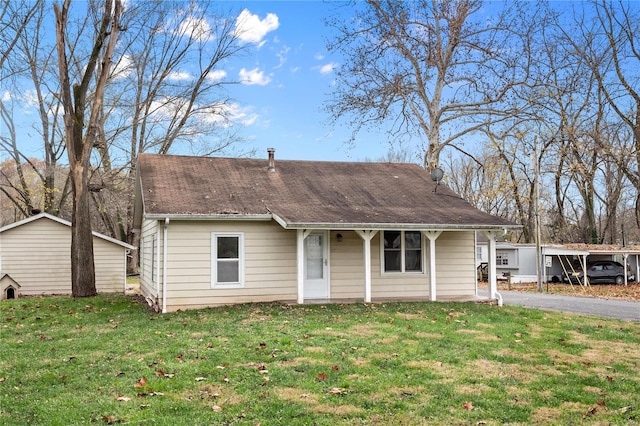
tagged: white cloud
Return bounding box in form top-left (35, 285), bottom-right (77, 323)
top-left (169, 71), bottom-right (192, 81)
top-left (179, 15), bottom-right (213, 42)
top-left (314, 53), bottom-right (325, 61)
top-left (22, 89), bottom-right (39, 109)
top-left (239, 68), bottom-right (271, 86)
top-left (207, 69), bottom-right (227, 81)
top-left (274, 45), bottom-right (290, 69)
top-left (111, 54), bottom-right (133, 79)
top-left (234, 9), bottom-right (279, 44)
top-left (148, 97), bottom-right (258, 128)
top-left (205, 102), bottom-right (258, 127)
top-left (2, 91), bottom-right (11, 102)
top-left (319, 62), bottom-right (338, 75)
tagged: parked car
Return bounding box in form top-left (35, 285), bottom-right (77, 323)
top-left (563, 260), bottom-right (635, 285)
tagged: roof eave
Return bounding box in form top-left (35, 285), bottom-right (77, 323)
top-left (145, 213), bottom-right (274, 222)
top-left (272, 214), bottom-right (521, 231)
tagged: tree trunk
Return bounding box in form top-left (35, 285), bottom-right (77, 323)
top-left (54, 0), bottom-right (121, 297)
top-left (70, 165), bottom-right (96, 297)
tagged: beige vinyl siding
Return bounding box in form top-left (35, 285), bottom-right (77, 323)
top-left (93, 237), bottom-right (127, 292)
top-left (434, 231), bottom-right (476, 297)
top-left (329, 231), bottom-right (365, 299)
top-left (163, 220), bottom-right (297, 311)
top-left (145, 219), bottom-right (479, 311)
top-left (365, 231), bottom-right (476, 300)
top-left (0, 217), bottom-right (128, 295)
top-left (139, 219), bottom-right (160, 302)
top-left (371, 232), bottom-right (430, 299)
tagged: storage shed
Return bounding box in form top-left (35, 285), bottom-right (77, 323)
top-left (0, 213), bottom-right (134, 299)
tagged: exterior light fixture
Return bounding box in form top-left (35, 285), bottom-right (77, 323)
top-left (336, 233), bottom-right (343, 242)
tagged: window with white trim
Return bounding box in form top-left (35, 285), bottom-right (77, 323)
top-left (496, 251), bottom-right (509, 266)
top-left (211, 233), bottom-right (244, 288)
top-left (382, 230), bottom-right (423, 273)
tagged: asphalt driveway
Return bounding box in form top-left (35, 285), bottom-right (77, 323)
top-left (499, 290), bottom-right (640, 322)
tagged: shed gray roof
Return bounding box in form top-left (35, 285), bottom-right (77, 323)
top-left (136, 153), bottom-right (518, 230)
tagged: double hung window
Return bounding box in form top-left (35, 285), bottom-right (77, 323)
top-left (382, 230), bottom-right (423, 273)
top-left (212, 233), bottom-right (244, 287)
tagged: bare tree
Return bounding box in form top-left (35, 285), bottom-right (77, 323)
top-left (54, 0), bottom-right (122, 297)
top-left (563, 0), bottom-right (640, 226)
top-left (325, 0), bottom-right (538, 170)
top-left (93, 1), bottom-right (255, 270)
top-left (0, 0), bottom-right (41, 70)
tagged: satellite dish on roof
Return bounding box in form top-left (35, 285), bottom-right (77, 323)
top-left (430, 167), bottom-right (444, 182)
top-left (430, 166), bottom-right (444, 192)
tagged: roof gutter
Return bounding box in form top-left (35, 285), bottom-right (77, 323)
top-left (145, 213), bottom-right (272, 222)
top-left (272, 214), bottom-right (521, 231)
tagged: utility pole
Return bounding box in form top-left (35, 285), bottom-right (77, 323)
top-left (534, 137), bottom-right (543, 292)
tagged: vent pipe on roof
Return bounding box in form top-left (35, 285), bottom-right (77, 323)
top-left (267, 148), bottom-right (276, 172)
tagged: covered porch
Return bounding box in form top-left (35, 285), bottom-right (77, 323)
top-left (277, 221), bottom-right (508, 305)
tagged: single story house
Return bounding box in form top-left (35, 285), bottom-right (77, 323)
top-left (133, 150), bottom-right (520, 313)
top-left (0, 213), bottom-right (134, 299)
top-left (476, 241), bottom-right (640, 284)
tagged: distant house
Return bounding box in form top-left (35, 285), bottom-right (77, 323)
top-left (133, 151), bottom-right (519, 312)
top-left (0, 213), bottom-right (134, 299)
top-left (476, 241), bottom-right (640, 284)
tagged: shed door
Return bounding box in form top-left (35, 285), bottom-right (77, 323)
top-left (304, 232), bottom-right (329, 299)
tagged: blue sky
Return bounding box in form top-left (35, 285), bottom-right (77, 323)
top-left (3, 1), bottom-right (389, 164)
top-left (219, 1), bottom-right (385, 162)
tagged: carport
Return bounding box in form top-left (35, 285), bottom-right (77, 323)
top-left (543, 244), bottom-right (639, 285)
top-left (542, 246), bottom-right (590, 285)
top-left (587, 246), bottom-right (640, 285)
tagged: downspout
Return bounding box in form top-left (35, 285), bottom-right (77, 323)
top-left (495, 290), bottom-right (503, 307)
top-left (124, 249), bottom-right (130, 293)
top-left (162, 218), bottom-right (169, 314)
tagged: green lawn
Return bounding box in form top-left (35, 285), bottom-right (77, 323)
top-left (1, 294), bottom-right (639, 425)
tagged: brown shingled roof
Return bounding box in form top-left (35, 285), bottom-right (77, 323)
top-left (136, 153), bottom-right (518, 229)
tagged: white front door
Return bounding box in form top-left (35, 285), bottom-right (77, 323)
top-left (304, 231), bottom-right (329, 299)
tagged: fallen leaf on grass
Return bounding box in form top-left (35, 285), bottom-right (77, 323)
top-left (462, 401), bottom-right (474, 411)
top-left (195, 377), bottom-right (207, 381)
top-left (102, 415), bottom-right (124, 424)
top-left (116, 395), bottom-right (131, 402)
top-left (137, 392), bottom-right (164, 397)
top-left (327, 387), bottom-right (347, 395)
top-left (316, 372), bottom-right (327, 381)
top-left (155, 370), bottom-right (174, 378)
top-left (584, 406), bottom-right (598, 418)
top-left (134, 376), bottom-right (148, 388)
top-left (212, 405), bottom-right (223, 412)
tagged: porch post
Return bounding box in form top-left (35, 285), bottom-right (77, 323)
top-left (423, 231), bottom-right (442, 301)
top-left (296, 229), bottom-right (312, 304)
top-left (482, 231), bottom-right (498, 300)
top-left (622, 254), bottom-right (628, 286)
top-left (355, 230), bottom-right (378, 303)
top-left (297, 229), bottom-right (304, 304)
